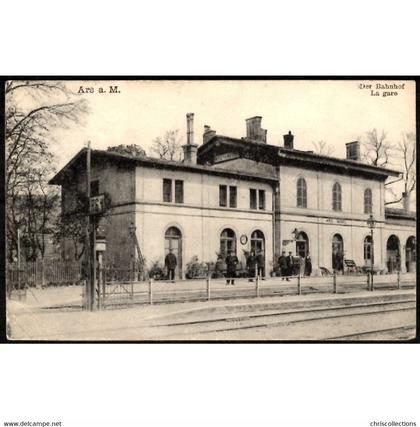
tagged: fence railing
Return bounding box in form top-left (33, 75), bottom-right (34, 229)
top-left (6, 260), bottom-right (83, 291)
top-left (98, 270), bottom-right (416, 309)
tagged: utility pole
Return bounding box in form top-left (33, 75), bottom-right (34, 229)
top-left (17, 228), bottom-right (21, 300)
top-left (85, 141), bottom-right (92, 310)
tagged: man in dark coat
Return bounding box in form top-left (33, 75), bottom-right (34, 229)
top-left (225, 250), bottom-right (239, 285)
top-left (278, 251), bottom-right (289, 281)
top-left (286, 251), bottom-right (294, 277)
top-left (246, 250), bottom-right (256, 281)
top-left (165, 249), bottom-right (177, 282)
top-left (305, 253), bottom-right (312, 277)
top-left (256, 249), bottom-right (265, 279)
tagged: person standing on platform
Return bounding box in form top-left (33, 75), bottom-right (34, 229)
top-left (278, 251), bottom-right (289, 281)
top-left (305, 253), bottom-right (312, 277)
top-left (165, 248), bottom-right (177, 283)
top-left (256, 249), bottom-right (265, 280)
top-left (225, 250), bottom-right (239, 285)
top-left (287, 251), bottom-right (294, 277)
top-left (246, 250), bottom-right (256, 281)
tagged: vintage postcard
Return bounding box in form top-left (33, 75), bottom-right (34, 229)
top-left (4, 78), bottom-right (417, 341)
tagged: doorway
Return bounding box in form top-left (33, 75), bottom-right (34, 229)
top-left (405, 236), bottom-right (416, 272)
top-left (386, 235), bottom-right (400, 273)
top-left (165, 227), bottom-right (182, 279)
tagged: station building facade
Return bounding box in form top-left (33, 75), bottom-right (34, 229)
top-left (50, 114), bottom-right (416, 277)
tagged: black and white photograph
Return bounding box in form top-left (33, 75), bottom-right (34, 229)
top-left (4, 79), bottom-right (417, 341)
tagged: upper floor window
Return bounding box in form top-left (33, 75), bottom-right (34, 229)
top-left (258, 190), bottom-right (265, 210)
top-left (163, 179), bottom-right (172, 202)
top-left (332, 182), bottom-right (342, 211)
top-left (250, 188), bottom-right (266, 210)
top-left (250, 189), bottom-right (257, 209)
top-left (90, 180), bottom-right (99, 197)
top-left (175, 180), bottom-right (184, 204)
top-left (229, 186), bottom-right (237, 208)
top-left (364, 188), bottom-right (372, 214)
top-left (163, 179), bottom-right (184, 204)
top-left (219, 185), bottom-right (227, 207)
top-left (297, 177), bottom-right (307, 208)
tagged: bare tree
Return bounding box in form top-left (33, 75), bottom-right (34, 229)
top-left (5, 80), bottom-right (88, 261)
top-left (361, 129), bottom-right (396, 167)
top-left (385, 132), bottom-right (416, 206)
top-left (151, 129), bottom-right (183, 161)
top-left (311, 140), bottom-right (335, 156)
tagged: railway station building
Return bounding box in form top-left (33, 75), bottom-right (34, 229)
top-left (50, 114), bottom-right (416, 278)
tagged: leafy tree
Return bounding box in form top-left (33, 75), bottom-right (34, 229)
top-left (107, 144), bottom-right (146, 157)
top-left (5, 80), bottom-right (88, 261)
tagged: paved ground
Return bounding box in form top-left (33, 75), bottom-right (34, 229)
top-left (6, 274), bottom-right (416, 341)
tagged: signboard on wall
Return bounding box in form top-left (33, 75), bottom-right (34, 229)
top-left (89, 194), bottom-right (105, 215)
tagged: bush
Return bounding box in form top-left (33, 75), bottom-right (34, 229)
top-left (148, 259), bottom-right (164, 280)
top-left (185, 256), bottom-right (209, 279)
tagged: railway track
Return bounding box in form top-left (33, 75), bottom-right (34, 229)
top-left (150, 298), bottom-right (416, 340)
top-left (325, 325), bottom-right (416, 341)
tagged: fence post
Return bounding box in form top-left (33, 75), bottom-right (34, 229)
top-left (256, 274), bottom-right (260, 297)
top-left (333, 272), bottom-right (337, 294)
top-left (41, 259), bottom-right (45, 288)
top-left (206, 274), bottom-right (211, 301)
top-left (297, 273), bottom-right (301, 295)
top-left (397, 270), bottom-right (401, 289)
top-left (149, 277), bottom-right (153, 305)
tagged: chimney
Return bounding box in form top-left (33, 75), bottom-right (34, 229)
top-left (245, 116), bottom-right (267, 143)
top-left (203, 125), bottom-right (216, 144)
top-left (345, 141), bottom-right (361, 161)
top-left (402, 191), bottom-right (410, 211)
top-left (183, 113), bottom-right (198, 164)
top-left (283, 131), bottom-right (294, 149)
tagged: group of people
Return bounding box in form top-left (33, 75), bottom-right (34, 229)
top-left (166, 248), bottom-right (314, 285)
top-left (278, 251), bottom-right (312, 280)
top-left (225, 249), bottom-right (265, 285)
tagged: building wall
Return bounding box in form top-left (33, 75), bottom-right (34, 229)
top-left (279, 165), bottom-right (384, 220)
top-left (135, 166), bottom-right (274, 276)
top-left (61, 160), bottom-right (135, 262)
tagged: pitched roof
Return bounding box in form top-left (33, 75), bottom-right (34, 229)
top-left (49, 148), bottom-right (279, 186)
top-left (385, 207), bottom-right (416, 220)
top-left (198, 135), bottom-right (401, 180)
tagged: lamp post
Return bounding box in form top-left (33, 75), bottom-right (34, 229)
top-left (367, 214), bottom-right (375, 291)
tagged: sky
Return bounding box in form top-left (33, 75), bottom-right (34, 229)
top-left (50, 79), bottom-right (416, 172)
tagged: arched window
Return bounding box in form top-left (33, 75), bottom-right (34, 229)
top-left (251, 230), bottom-right (265, 254)
top-left (332, 182), bottom-right (342, 211)
top-left (296, 232), bottom-right (309, 258)
top-left (220, 228), bottom-right (236, 256)
top-left (297, 178), bottom-right (307, 208)
top-left (364, 188), bottom-right (372, 214)
top-left (363, 235), bottom-right (372, 264)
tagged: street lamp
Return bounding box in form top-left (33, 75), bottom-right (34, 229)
top-left (367, 214), bottom-right (375, 291)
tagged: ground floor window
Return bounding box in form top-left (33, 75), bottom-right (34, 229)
top-left (296, 232), bottom-right (309, 258)
top-left (220, 228), bottom-right (236, 256)
top-left (251, 230), bottom-right (265, 254)
top-left (363, 235), bottom-right (372, 264)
